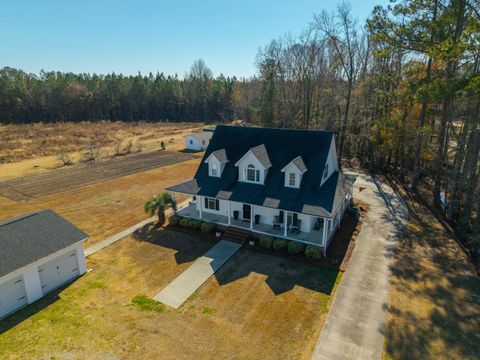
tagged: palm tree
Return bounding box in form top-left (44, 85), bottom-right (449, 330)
top-left (144, 192), bottom-right (176, 225)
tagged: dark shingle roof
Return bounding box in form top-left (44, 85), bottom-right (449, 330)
top-left (167, 125), bottom-right (356, 217)
top-left (0, 210), bottom-right (88, 278)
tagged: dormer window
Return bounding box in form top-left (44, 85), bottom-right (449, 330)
top-left (289, 173), bottom-right (296, 187)
top-left (245, 164), bottom-right (260, 182)
top-left (281, 156), bottom-right (307, 189)
top-left (204, 149), bottom-right (228, 178)
top-left (323, 163), bottom-right (329, 180)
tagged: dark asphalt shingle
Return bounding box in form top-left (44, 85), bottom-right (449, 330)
top-left (0, 210), bottom-right (88, 278)
top-left (167, 125), bottom-right (356, 218)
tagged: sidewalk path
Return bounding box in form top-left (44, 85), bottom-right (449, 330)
top-left (85, 200), bottom-right (189, 257)
top-left (154, 240), bottom-right (242, 309)
top-left (312, 174), bottom-right (408, 360)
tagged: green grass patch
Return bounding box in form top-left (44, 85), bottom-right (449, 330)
top-left (202, 307), bottom-right (213, 315)
top-left (131, 295), bottom-right (165, 313)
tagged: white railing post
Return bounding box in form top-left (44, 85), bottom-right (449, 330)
top-left (322, 218), bottom-right (327, 247)
top-left (199, 196), bottom-right (203, 219)
top-left (250, 205), bottom-right (254, 230)
top-left (284, 212), bottom-right (288, 237)
top-left (228, 202), bottom-right (231, 225)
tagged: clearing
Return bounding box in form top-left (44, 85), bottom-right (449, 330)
top-left (0, 150), bottom-right (196, 201)
top-left (0, 228), bottom-right (341, 360)
top-left (0, 158), bottom-right (201, 247)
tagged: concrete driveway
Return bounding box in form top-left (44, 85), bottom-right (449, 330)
top-left (312, 174), bottom-right (408, 360)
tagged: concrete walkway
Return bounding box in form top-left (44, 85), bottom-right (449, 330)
top-left (312, 174), bottom-right (408, 360)
top-left (85, 200), bottom-right (188, 257)
top-left (154, 240), bottom-right (242, 308)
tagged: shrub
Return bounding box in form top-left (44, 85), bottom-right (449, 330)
top-left (189, 219), bottom-right (202, 229)
top-left (287, 241), bottom-right (305, 255)
top-left (179, 217), bottom-right (191, 227)
top-left (272, 238), bottom-right (288, 251)
top-left (259, 236), bottom-right (274, 249)
top-left (160, 141), bottom-right (166, 150)
top-left (200, 222), bottom-right (215, 233)
top-left (305, 245), bottom-right (323, 260)
top-left (169, 214), bottom-right (181, 226)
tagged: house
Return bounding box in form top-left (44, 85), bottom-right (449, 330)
top-left (0, 210), bottom-right (88, 319)
top-left (203, 125), bottom-right (217, 132)
top-left (167, 126), bottom-right (356, 253)
top-left (184, 131), bottom-right (213, 151)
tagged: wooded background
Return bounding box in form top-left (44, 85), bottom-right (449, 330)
top-left (1, 0), bottom-right (479, 266)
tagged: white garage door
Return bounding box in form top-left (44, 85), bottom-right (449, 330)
top-left (0, 275), bottom-right (27, 319)
top-left (38, 250), bottom-right (80, 294)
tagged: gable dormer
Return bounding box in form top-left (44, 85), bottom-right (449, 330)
top-left (235, 144), bottom-right (272, 185)
top-left (204, 149), bottom-right (228, 177)
top-left (281, 156), bottom-right (307, 188)
top-left (320, 136), bottom-right (340, 186)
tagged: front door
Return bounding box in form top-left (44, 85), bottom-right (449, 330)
top-left (243, 204), bottom-right (251, 221)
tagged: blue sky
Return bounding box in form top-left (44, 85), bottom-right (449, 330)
top-left (0, 0), bottom-right (388, 78)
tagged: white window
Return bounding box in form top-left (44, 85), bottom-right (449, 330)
top-left (204, 197), bottom-right (219, 210)
top-left (211, 163), bottom-right (218, 176)
top-left (323, 163), bottom-right (329, 180)
top-left (289, 173), bottom-right (296, 187)
top-left (245, 164), bottom-right (260, 183)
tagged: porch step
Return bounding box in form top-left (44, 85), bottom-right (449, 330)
top-left (222, 227), bottom-right (250, 245)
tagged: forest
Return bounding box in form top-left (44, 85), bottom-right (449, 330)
top-left (1, 0), bottom-right (479, 266)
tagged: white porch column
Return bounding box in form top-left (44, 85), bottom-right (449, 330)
top-left (284, 212), bottom-right (288, 236)
top-left (250, 205), bottom-right (254, 230)
top-left (228, 202), bottom-right (231, 225)
top-left (170, 191), bottom-right (176, 213)
top-left (199, 196), bottom-right (203, 219)
top-left (322, 218), bottom-right (327, 246)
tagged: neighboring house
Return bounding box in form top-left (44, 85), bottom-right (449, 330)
top-left (0, 210), bottom-right (88, 319)
top-left (184, 131), bottom-right (213, 151)
top-left (203, 125), bottom-right (217, 132)
top-left (168, 126), bottom-right (356, 253)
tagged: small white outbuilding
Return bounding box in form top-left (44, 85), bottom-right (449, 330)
top-left (184, 131), bottom-right (213, 151)
top-left (0, 210), bottom-right (88, 319)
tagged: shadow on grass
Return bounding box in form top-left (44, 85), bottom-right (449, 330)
top-left (213, 248), bottom-right (339, 296)
top-left (385, 204), bottom-right (480, 359)
top-left (132, 224), bottom-right (214, 265)
top-left (0, 284), bottom-right (66, 334)
top-left (132, 224), bottom-right (338, 296)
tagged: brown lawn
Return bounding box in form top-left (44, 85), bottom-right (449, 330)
top-left (0, 228), bottom-right (341, 360)
top-left (383, 184), bottom-right (480, 359)
top-left (0, 158), bottom-right (201, 247)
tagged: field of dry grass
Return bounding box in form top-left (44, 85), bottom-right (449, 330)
top-left (383, 184), bottom-right (480, 359)
top-left (0, 158), bottom-right (201, 247)
top-left (0, 228), bottom-right (341, 359)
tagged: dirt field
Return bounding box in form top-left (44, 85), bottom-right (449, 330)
top-left (0, 158), bottom-right (201, 247)
top-left (0, 228), bottom-right (341, 360)
top-left (382, 181), bottom-right (480, 359)
top-left (0, 121), bottom-right (202, 163)
top-left (0, 150), bottom-right (197, 201)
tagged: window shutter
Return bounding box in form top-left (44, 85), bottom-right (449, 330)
top-left (204, 197), bottom-right (208, 209)
top-left (215, 199), bottom-right (219, 210)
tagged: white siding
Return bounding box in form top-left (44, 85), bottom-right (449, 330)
top-left (184, 135), bottom-right (209, 151)
top-left (236, 152), bottom-right (267, 184)
top-left (282, 163), bottom-right (303, 188)
top-left (320, 137), bottom-right (340, 186)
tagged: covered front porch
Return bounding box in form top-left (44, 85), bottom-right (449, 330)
top-left (175, 198), bottom-right (332, 247)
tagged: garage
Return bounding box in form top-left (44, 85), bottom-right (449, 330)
top-left (0, 275), bottom-right (27, 319)
top-left (39, 250), bottom-right (80, 294)
top-left (0, 209), bottom-right (88, 319)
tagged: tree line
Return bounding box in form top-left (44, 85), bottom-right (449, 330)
top-left (0, 1), bottom-right (479, 267)
top-left (0, 59), bottom-right (235, 123)
top-left (252, 0), bottom-right (480, 267)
